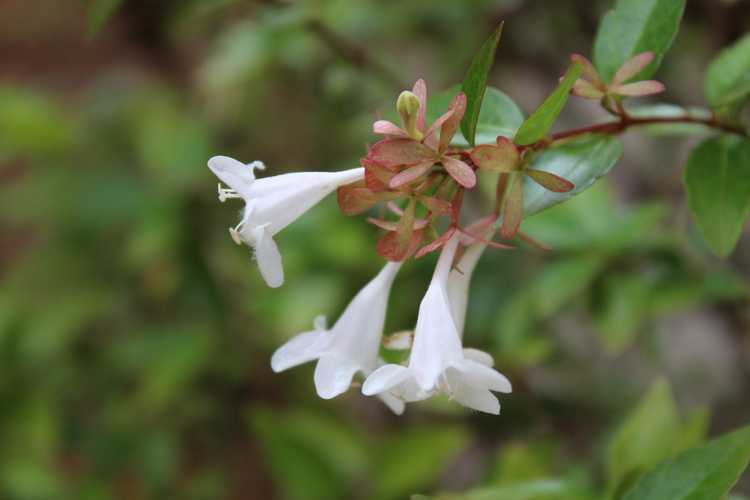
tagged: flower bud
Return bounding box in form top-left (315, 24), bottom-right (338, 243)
top-left (396, 90), bottom-right (423, 140)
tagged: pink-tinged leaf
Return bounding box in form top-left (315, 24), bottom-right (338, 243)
top-left (367, 217), bottom-right (399, 231)
top-left (518, 230), bottom-right (551, 251)
top-left (387, 201), bottom-right (403, 216)
top-left (457, 226), bottom-right (514, 250)
top-left (526, 169), bottom-right (575, 193)
top-left (450, 189), bottom-right (464, 223)
top-left (612, 51), bottom-right (654, 85)
top-left (442, 156), bottom-right (476, 188)
top-left (389, 160), bottom-right (435, 189)
top-left (611, 80), bottom-right (666, 97)
top-left (494, 172), bottom-right (510, 213)
top-left (416, 227), bottom-right (456, 258)
top-left (469, 139), bottom-right (520, 172)
top-left (373, 120), bottom-right (407, 137)
top-left (362, 158), bottom-right (395, 191)
top-left (439, 92), bottom-right (467, 153)
top-left (377, 228), bottom-right (424, 261)
top-left (501, 174), bottom-right (523, 239)
top-left (337, 182), bottom-right (378, 215)
top-left (412, 79), bottom-right (427, 132)
top-left (571, 79), bottom-right (606, 99)
top-left (367, 138), bottom-right (436, 168)
top-left (459, 214), bottom-right (497, 244)
top-left (570, 53), bottom-right (603, 88)
top-left (424, 108), bottom-right (455, 143)
top-left (369, 216), bottom-right (428, 231)
top-left (396, 198), bottom-right (417, 250)
top-left (418, 195), bottom-right (452, 215)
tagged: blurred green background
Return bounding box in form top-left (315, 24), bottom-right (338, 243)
top-left (1, 1), bottom-right (749, 499)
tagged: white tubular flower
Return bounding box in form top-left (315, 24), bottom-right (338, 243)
top-left (270, 261), bottom-right (405, 414)
top-left (363, 234), bottom-right (511, 414)
top-left (208, 155), bottom-right (364, 288)
top-left (447, 242), bottom-right (487, 339)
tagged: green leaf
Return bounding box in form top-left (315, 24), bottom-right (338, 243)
top-left (461, 22), bottom-right (504, 147)
top-left (683, 136), bottom-right (750, 257)
top-left (376, 426), bottom-right (468, 500)
top-left (532, 255), bottom-right (606, 317)
top-left (705, 33), bottom-right (750, 117)
top-left (521, 134), bottom-right (624, 218)
top-left (414, 478), bottom-right (593, 500)
top-left (595, 273), bottom-right (651, 353)
top-left (88, 0), bottom-right (123, 38)
top-left (593, 0), bottom-right (686, 83)
top-left (513, 63), bottom-right (582, 146)
top-left (427, 86), bottom-right (524, 146)
top-left (607, 379), bottom-right (681, 497)
top-left (622, 425), bottom-right (750, 500)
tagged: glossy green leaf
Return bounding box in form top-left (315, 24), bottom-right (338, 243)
top-left (608, 379), bottom-right (680, 498)
top-left (622, 425), bottom-right (750, 500)
top-left (88, 0), bottom-right (123, 37)
top-left (683, 136), bottom-right (750, 257)
top-left (513, 63), bottom-right (581, 146)
top-left (427, 86), bottom-right (524, 146)
top-left (461, 23), bottom-right (503, 147)
top-left (593, 0), bottom-right (686, 83)
top-left (705, 33), bottom-right (750, 117)
top-left (519, 134), bottom-right (624, 219)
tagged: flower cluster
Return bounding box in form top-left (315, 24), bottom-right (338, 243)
top-left (208, 79), bottom-right (587, 414)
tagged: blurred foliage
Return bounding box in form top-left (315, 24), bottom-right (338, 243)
top-left (1, 0), bottom-right (750, 499)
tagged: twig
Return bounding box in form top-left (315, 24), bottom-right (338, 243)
top-left (306, 19), bottom-right (406, 89)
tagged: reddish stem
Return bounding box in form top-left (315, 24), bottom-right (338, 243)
top-left (523, 114), bottom-right (747, 151)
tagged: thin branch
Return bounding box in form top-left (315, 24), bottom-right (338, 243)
top-left (523, 113), bottom-right (747, 151)
top-left (306, 19), bottom-right (406, 89)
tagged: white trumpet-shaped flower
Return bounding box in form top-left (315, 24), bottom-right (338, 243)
top-left (208, 155), bottom-right (364, 288)
top-left (271, 261), bottom-right (405, 414)
top-left (363, 234), bottom-right (511, 414)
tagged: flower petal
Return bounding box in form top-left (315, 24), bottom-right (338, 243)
top-left (252, 225), bottom-right (284, 288)
top-left (450, 380), bottom-right (501, 414)
top-left (454, 359), bottom-right (512, 393)
top-left (526, 169), bottom-right (575, 193)
top-left (208, 155), bottom-right (260, 196)
top-left (612, 51), bottom-right (654, 85)
top-left (376, 392), bottom-right (406, 415)
top-left (442, 156), bottom-right (476, 188)
top-left (362, 364), bottom-right (411, 395)
top-left (271, 329), bottom-right (327, 372)
top-left (610, 80), bottom-right (666, 97)
top-left (462, 348), bottom-right (494, 367)
top-left (389, 160), bottom-right (435, 188)
top-left (314, 355), bottom-right (360, 399)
